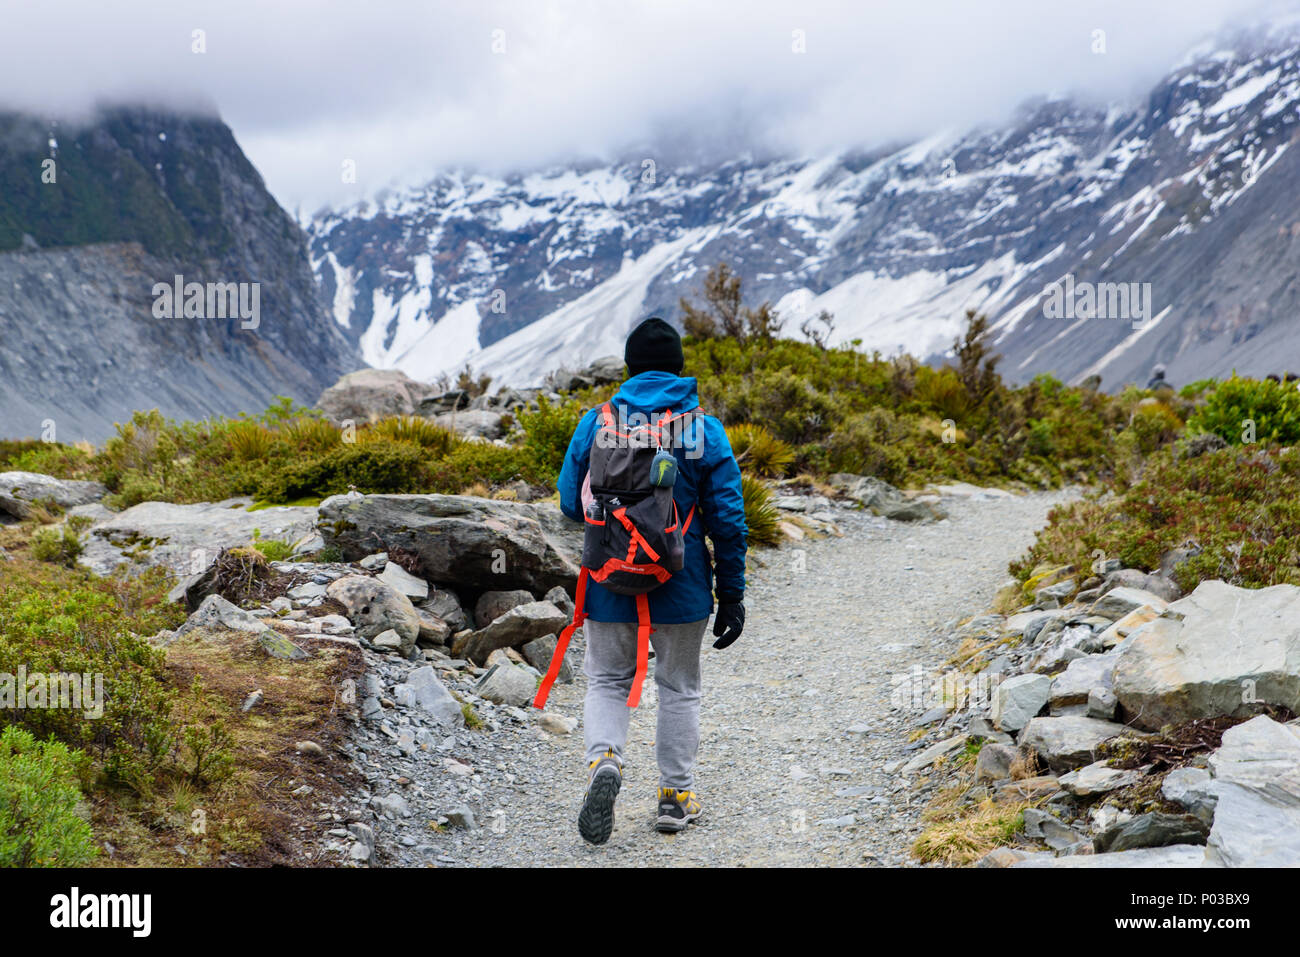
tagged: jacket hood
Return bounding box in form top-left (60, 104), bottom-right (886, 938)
top-left (610, 371), bottom-right (699, 413)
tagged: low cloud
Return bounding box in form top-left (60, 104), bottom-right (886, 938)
top-left (1, 0), bottom-right (1288, 209)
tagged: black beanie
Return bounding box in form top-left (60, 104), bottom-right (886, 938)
top-left (625, 317), bottom-right (684, 376)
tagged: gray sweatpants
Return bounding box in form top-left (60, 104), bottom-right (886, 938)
top-left (583, 617), bottom-right (708, 790)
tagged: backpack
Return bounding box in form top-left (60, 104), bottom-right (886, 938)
top-left (533, 401), bottom-right (701, 710)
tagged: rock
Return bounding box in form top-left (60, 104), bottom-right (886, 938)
top-left (1161, 767), bottom-right (1219, 824)
top-left (257, 630), bottom-right (311, 660)
top-left (474, 589), bottom-right (536, 629)
top-left (358, 552), bottom-right (388, 571)
top-left (318, 493), bottom-right (580, 594)
top-left (826, 473), bottom-right (945, 522)
top-left (968, 715), bottom-right (1013, 744)
top-left (993, 776), bottom-right (1060, 803)
top-left (372, 629), bottom-right (404, 652)
top-left (1204, 715), bottom-right (1300, 866)
top-left (1012, 845), bottom-right (1204, 867)
top-left (372, 793), bottom-right (412, 820)
top-left (1058, 761), bottom-right (1141, 797)
top-left (520, 633), bottom-right (572, 684)
top-left (475, 662), bottom-right (538, 707)
top-left (326, 575), bottom-right (420, 656)
top-left (433, 408), bottom-right (505, 439)
top-left (241, 690), bottom-right (264, 713)
top-left (414, 607), bottom-right (452, 646)
top-left (379, 561), bottom-right (429, 600)
top-left (974, 743), bottom-right (1018, 783)
top-left (1094, 812), bottom-right (1208, 853)
top-left (1026, 625), bottom-right (1099, 674)
top-left (79, 498), bottom-right (317, 577)
top-left (1087, 687), bottom-right (1119, 720)
top-left (391, 666), bottom-right (464, 727)
top-left (445, 805), bottom-right (477, 830)
top-left (0, 471), bottom-right (108, 519)
top-left (317, 368), bottom-right (436, 425)
top-left (317, 614), bottom-right (354, 635)
top-left (900, 734), bottom-right (968, 774)
top-left (1049, 652), bottom-right (1118, 709)
top-left (175, 594), bottom-right (266, 638)
top-left (1088, 586), bottom-right (1169, 621)
top-left (536, 712), bottom-right (578, 735)
top-left (457, 600), bottom-right (570, 665)
top-left (1102, 568), bottom-right (1182, 602)
top-left (1018, 716), bottom-right (1134, 773)
top-left (990, 673), bottom-right (1051, 732)
top-left (1022, 808), bottom-right (1089, 852)
top-left (1096, 604), bottom-right (1161, 649)
top-left (1035, 579), bottom-right (1076, 604)
top-left (544, 585), bottom-right (575, 620)
top-left (287, 581), bottom-right (327, 601)
top-left (585, 355), bottom-right (625, 384)
top-left (421, 586), bottom-right (469, 632)
top-left (1113, 580), bottom-right (1300, 730)
top-left (976, 847), bottom-right (1043, 868)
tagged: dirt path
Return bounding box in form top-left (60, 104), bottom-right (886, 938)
top-left (355, 489), bottom-right (1075, 867)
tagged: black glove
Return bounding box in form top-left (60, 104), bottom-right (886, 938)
top-left (712, 594), bottom-right (745, 649)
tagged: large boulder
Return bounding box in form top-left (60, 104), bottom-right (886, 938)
top-left (1011, 845), bottom-right (1204, 868)
top-left (1204, 715), bottom-right (1300, 866)
top-left (1112, 580), bottom-right (1300, 730)
top-left (326, 575), bottom-right (420, 656)
top-left (317, 493), bottom-right (580, 594)
top-left (79, 498), bottom-right (317, 577)
top-left (456, 601), bottom-right (570, 665)
top-left (433, 409), bottom-right (504, 439)
top-left (474, 589), bottom-right (536, 629)
top-left (826, 474), bottom-right (945, 522)
top-left (1018, 716), bottom-right (1135, 772)
top-left (316, 368), bottom-right (437, 425)
top-left (392, 666), bottom-right (463, 727)
top-left (0, 471), bottom-right (108, 520)
top-left (989, 673), bottom-right (1051, 732)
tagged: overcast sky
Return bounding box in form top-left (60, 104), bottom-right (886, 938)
top-left (2, 0), bottom-right (1294, 212)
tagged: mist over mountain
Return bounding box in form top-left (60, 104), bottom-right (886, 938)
top-left (306, 23), bottom-right (1300, 391)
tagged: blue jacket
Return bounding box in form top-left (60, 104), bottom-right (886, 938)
top-left (558, 371), bottom-right (747, 623)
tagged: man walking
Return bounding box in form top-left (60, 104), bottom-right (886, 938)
top-left (556, 317), bottom-right (747, 844)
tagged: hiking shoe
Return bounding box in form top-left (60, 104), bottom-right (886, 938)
top-left (655, 787), bottom-right (703, 833)
top-left (578, 749), bottom-right (622, 845)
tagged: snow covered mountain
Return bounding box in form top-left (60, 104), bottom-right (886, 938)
top-left (308, 23), bottom-right (1300, 390)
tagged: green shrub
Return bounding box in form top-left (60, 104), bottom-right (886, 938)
top-left (29, 516), bottom-right (92, 567)
top-left (0, 726), bottom-right (96, 867)
top-left (0, 560), bottom-right (183, 778)
top-left (250, 538), bottom-right (295, 562)
top-left (740, 474), bottom-right (781, 547)
top-left (726, 424), bottom-right (796, 478)
top-left (517, 395), bottom-right (584, 481)
top-left (1011, 445), bottom-right (1300, 592)
top-left (360, 416), bottom-right (459, 455)
top-left (257, 441), bottom-right (435, 502)
top-left (425, 442), bottom-right (536, 493)
top-left (1186, 374), bottom-right (1300, 446)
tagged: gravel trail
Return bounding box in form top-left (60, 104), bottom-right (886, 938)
top-left (354, 489), bottom-right (1075, 867)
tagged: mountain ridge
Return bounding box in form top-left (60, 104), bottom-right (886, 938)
top-left (308, 24), bottom-right (1300, 391)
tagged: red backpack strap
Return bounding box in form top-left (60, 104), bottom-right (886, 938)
top-left (627, 593), bottom-right (652, 708)
top-left (532, 567), bottom-right (589, 710)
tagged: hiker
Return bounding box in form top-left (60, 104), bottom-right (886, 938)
top-left (543, 316), bottom-right (747, 845)
top-left (1146, 363), bottom-right (1172, 392)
